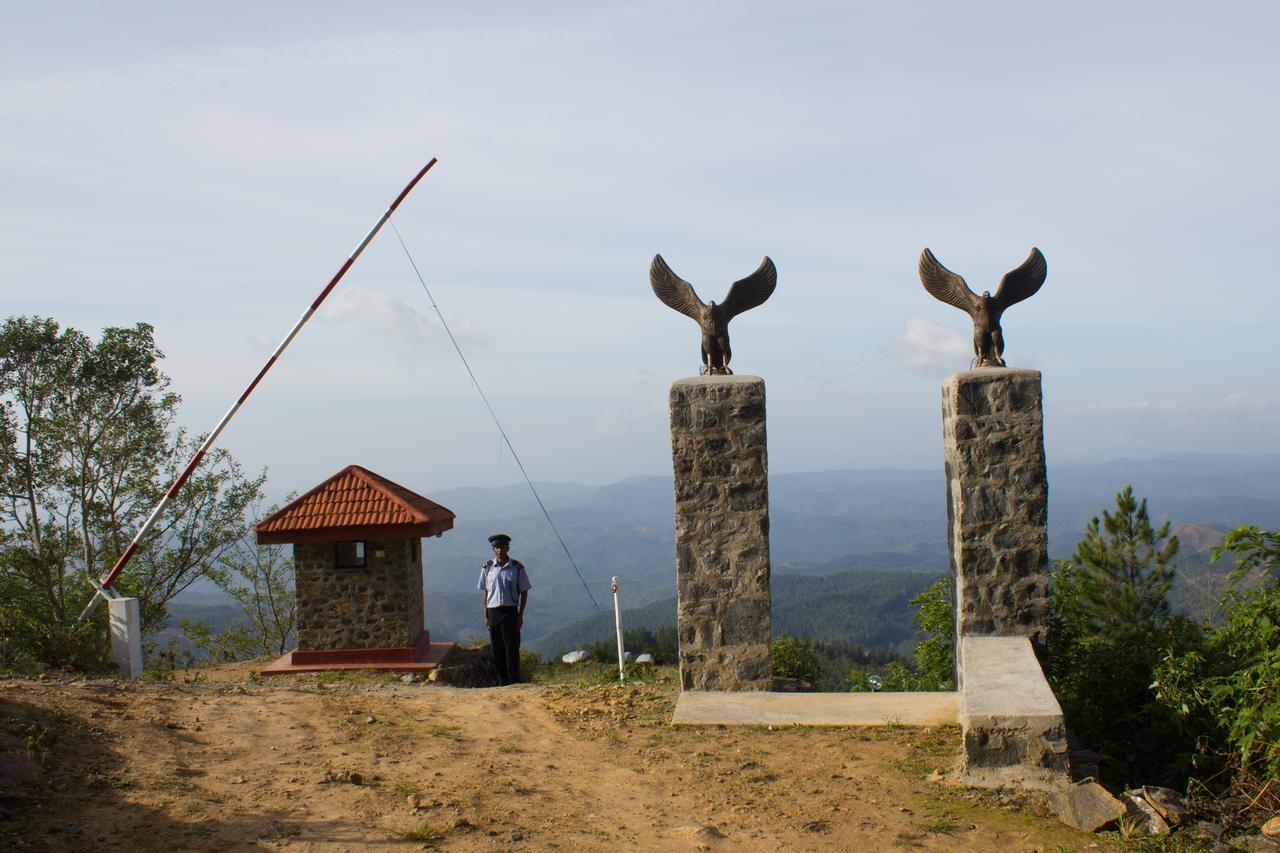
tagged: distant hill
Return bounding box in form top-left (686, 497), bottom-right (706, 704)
top-left (167, 452), bottom-right (1280, 653)
top-left (530, 568), bottom-right (938, 657)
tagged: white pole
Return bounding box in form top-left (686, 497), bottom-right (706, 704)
top-left (611, 576), bottom-right (625, 682)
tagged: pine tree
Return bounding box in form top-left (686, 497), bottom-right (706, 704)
top-left (1072, 485), bottom-right (1179, 633)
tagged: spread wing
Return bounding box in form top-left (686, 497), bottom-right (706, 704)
top-left (919, 248), bottom-right (979, 315)
top-left (993, 247), bottom-right (1047, 310)
top-left (650, 254), bottom-right (704, 320)
top-left (719, 256), bottom-right (777, 319)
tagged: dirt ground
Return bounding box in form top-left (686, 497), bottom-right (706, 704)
top-left (0, 665), bottom-right (1099, 851)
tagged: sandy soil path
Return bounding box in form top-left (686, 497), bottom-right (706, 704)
top-left (1, 670), bottom-right (1094, 851)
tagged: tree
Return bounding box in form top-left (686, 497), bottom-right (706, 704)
top-left (1154, 525), bottom-right (1280, 782)
top-left (847, 576), bottom-right (953, 692)
top-left (1071, 484), bottom-right (1179, 631)
top-left (1049, 487), bottom-right (1200, 786)
top-left (205, 497), bottom-right (298, 657)
top-left (0, 315), bottom-right (265, 668)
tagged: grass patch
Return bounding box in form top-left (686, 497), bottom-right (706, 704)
top-left (395, 781), bottom-right (420, 797)
top-left (744, 771), bottom-right (777, 784)
top-left (423, 724), bottom-right (463, 741)
top-left (497, 744), bottom-right (523, 754)
top-left (392, 823), bottom-right (442, 843)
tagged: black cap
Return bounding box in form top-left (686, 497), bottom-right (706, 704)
top-left (488, 533), bottom-right (512, 546)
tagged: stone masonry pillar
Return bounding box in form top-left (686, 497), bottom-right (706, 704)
top-left (942, 368), bottom-right (1049, 680)
top-left (670, 375), bottom-right (772, 691)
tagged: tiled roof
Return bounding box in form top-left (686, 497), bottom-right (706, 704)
top-left (255, 465), bottom-right (455, 545)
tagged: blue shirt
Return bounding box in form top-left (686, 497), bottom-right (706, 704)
top-left (478, 559), bottom-right (531, 608)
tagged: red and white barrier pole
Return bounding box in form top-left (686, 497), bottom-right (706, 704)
top-left (78, 158), bottom-right (439, 622)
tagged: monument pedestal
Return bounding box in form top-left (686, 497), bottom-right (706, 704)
top-left (941, 368), bottom-right (1049, 679)
top-left (670, 375), bottom-right (772, 691)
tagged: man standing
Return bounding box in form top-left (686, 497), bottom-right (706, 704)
top-left (477, 533), bottom-right (531, 686)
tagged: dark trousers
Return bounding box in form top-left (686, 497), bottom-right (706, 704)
top-left (487, 606), bottom-right (520, 685)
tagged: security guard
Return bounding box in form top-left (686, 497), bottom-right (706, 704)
top-left (477, 533), bottom-right (531, 685)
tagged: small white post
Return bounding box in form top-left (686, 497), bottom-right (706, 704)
top-left (611, 576), bottom-right (625, 682)
top-left (108, 597), bottom-right (143, 680)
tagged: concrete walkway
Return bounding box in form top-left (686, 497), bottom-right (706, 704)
top-left (672, 690), bottom-right (959, 726)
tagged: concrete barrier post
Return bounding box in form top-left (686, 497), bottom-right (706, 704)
top-left (942, 368), bottom-right (1050, 679)
top-left (670, 375), bottom-right (772, 691)
top-left (108, 597), bottom-right (143, 680)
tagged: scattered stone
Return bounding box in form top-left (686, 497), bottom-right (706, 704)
top-left (1233, 835), bottom-right (1280, 852)
top-left (1121, 790), bottom-right (1169, 835)
top-left (399, 674), bottom-right (417, 684)
top-left (364, 716), bottom-right (376, 725)
top-left (232, 776), bottom-right (247, 785)
top-left (1264, 817), bottom-right (1280, 839)
top-left (672, 822), bottom-right (725, 840)
top-left (634, 654), bottom-right (654, 665)
top-left (1198, 822), bottom-right (1226, 840)
top-left (1048, 780), bottom-right (1126, 832)
top-left (510, 830), bottom-right (524, 841)
top-left (561, 651), bottom-right (589, 664)
top-left (1142, 786), bottom-right (1190, 825)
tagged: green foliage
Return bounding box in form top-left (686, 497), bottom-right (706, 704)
top-left (1049, 487), bottom-right (1203, 786)
top-left (583, 626), bottom-right (677, 665)
top-left (1072, 485), bottom-right (1179, 631)
top-left (847, 576), bottom-right (953, 692)
top-left (1153, 524), bottom-right (1280, 780)
top-left (0, 315), bottom-right (265, 668)
top-left (178, 618), bottom-right (259, 664)
top-left (771, 635), bottom-right (820, 683)
top-left (809, 640), bottom-right (903, 692)
top-left (202, 496), bottom-right (298, 658)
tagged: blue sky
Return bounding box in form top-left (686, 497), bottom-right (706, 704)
top-left (3, 2), bottom-right (1277, 497)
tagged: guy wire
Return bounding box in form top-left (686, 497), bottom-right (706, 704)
top-left (388, 219), bottom-right (600, 610)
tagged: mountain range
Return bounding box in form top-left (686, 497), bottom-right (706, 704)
top-left (169, 453), bottom-right (1280, 654)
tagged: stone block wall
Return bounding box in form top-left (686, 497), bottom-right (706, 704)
top-left (670, 375), bottom-right (772, 691)
top-left (294, 538), bottom-right (425, 650)
top-left (942, 368), bottom-right (1049, 669)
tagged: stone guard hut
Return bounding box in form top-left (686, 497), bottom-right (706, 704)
top-left (255, 464), bottom-right (456, 674)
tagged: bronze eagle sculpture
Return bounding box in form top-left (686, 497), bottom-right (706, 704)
top-left (918, 247), bottom-right (1047, 368)
top-left (649, 254), bottom-right (777, 375)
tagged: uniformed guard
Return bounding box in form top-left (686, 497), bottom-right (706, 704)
top-left (477, 533), bottom-right (532, 685)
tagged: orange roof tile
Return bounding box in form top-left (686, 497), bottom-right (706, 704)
top-left (254, 465), bottom-right (455, 545)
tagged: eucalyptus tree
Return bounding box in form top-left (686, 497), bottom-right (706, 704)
top-left (0, 315), bottom-right (264, 667)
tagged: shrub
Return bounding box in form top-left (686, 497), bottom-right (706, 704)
top-left (771, 635), bottom-right (820, 683)
top-left (1154, 525), bottom-right (1280, 782)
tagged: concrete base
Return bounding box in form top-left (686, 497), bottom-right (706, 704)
top-left (108, 597), bottom-right (142, 680)
top-left (672, 691), bottom-right (958, 727)
top-left (958, 635), bottom-right (1069, 790)
top-left (261, 639), bottom-right (455, 676)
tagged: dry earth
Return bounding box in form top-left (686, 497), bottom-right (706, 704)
top-left (1, 666), bottom-right (1099, 851)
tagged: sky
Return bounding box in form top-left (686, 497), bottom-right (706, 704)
top-left (3, 1), bottom-right (1277, 500)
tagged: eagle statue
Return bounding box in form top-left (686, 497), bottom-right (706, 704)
top-left (649, 254), bottom-right (777, 375)
top-left (917, 247), bottom-right (1047, 368)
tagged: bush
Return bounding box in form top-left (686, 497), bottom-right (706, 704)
top-left (847, 576), bottom-right (953, 692)
top-left (1154, 525), bottom-right (1280, 782)
top-left (771, 635), bottom-right (819, 683)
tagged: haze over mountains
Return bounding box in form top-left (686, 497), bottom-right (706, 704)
top-left (169, 453), bottom-right (1280, 654)
top-left (415, 453), bottom-right (1280, 644)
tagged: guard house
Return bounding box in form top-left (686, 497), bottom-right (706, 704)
top-left (255, 464), bottom-right (456, 675)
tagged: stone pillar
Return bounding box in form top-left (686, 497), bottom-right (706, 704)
top-left (108, 597), bottom-right (143, 680)
top-left (942, 368), bottom-right (1049, 678)
top-left (670, 375), bottom-right (772, 691)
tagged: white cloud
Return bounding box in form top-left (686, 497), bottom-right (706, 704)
top-left (321, 287), bottom-right (487, 361)
top-left (886, 317), bottom-right (971, 375)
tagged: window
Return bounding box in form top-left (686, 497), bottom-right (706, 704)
top-left (335, 541), bottom-right (366, 568)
